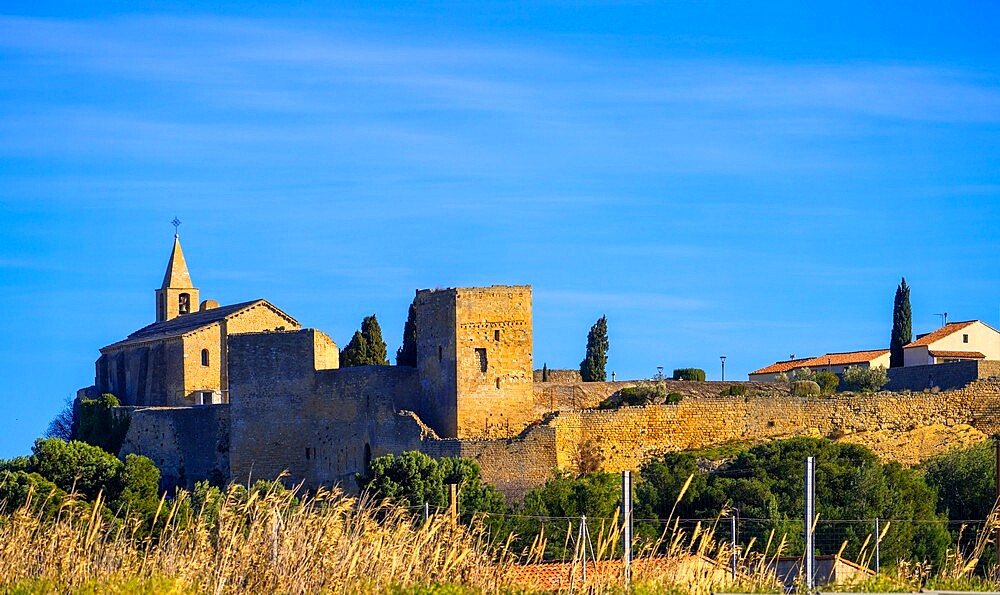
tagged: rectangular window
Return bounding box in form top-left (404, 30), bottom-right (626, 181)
top-left (494, 330), bottom-right (501, 341)
top-left (963, 334), bottom-right (969, 343)
top-left (475, 348), bottom-right (488, 373)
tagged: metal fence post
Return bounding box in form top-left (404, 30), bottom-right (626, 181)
top-left (874, 517), bottom-right (880, 575)
top-left (622, 471), bottom-right (632, 586)
top-left (731, 512), bottom-right (737, 580)
top-left (804, 456), bottom-right (815, 592)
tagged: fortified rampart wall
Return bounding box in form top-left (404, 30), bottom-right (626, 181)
top-left (885, 360), bottom-right (1000, 392)
top-left (118, 404), bottom-right (230, 491)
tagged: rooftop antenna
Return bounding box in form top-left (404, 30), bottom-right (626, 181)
top-left (935, 312), bottom-right (948, 327)
top-left (172, 217), bottom-right (182, 237)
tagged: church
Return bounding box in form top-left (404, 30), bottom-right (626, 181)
top-left (81, 235), bottom-right (547, 496)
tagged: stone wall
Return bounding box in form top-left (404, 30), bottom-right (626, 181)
top-left (885, 360), bottom-right (1000, 391)
top-left (118, 404), bottom-right (230, 492)
top-left (98, 339), bottom-right (184, 406)
top-left (544, 378), bottom-right (1000, 474)
top-left (533, 368), bottom-right (582, 383)
top-left (414, 288), bottom-right (458, 438)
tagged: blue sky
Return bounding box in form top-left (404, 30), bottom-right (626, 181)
top-left (2, 1), bottom-right (999, 457)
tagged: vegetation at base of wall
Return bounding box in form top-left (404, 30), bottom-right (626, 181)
top-left (719, 384), bottom-right (746, 396)
top-left (890, 277), bottom-right (912, 369)
top-left (0, 438), bottom-right (160, 526)
top-left (814, 370), bottom-right (840, 394)
top-left (791, 380), bottom-right (821, 397)
top-left (77, 393), bottom-right (129, 454)
top-left (396, 302), bottom-right (417, 366)
top-left (580, 315), bottom-right (609, 382)
top-left (842, 365), bottom-right (889, 392)
top-left (671, 368), bottom-right (705, 381)
top-left (597, 384), bottom-right (683, 409)
top-left (355, 451), bottom-right (507, 526)
top-left (342, 314), bottom-right (390, 367)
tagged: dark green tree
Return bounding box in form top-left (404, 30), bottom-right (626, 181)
top-left (924, 441), bottom-right (995, 522)
top-left (890, 277), bottom-right (912, 368)
top-left (580, 315), bottom-right (609, 382)
top-left (342, 314), bottom-right (390, 367)
top-left (395, 302), bottom-right (417, 366)
top-left (542, 363), bottom-right (549, 382)
top-left (77, 393), bottom-right (129, 454)
top-left (355, 451), bottom-right (507, 522)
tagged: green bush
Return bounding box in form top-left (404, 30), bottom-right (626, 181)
top-left (719, 384), bottom-right (747, 397)
top-left (672, 368), bottom-right (705, 381)
top-left (814, 371), bottom-right (840, 394)
top-left (843, 365), bottom-right (889, 392)
top-left (792, 380), bottom-right (821, 397)
top-left (665, 392), bottom-right (683, 405)
top-left (791, 367), bottom-right (816, 382)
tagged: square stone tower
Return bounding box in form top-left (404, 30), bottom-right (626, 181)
top-left (414, 286), bottom-right (533, 439)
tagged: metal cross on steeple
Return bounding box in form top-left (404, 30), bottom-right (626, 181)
top-left (172, 217), bottom-right (182, 236)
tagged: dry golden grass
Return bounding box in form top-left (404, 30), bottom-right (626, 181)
top-left (0, 483), bottom-right (517, 594)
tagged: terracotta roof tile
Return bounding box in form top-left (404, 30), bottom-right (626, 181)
top-left (750, 358), bottom-right (816, 375)
top-left (927, 350), bottom-right (985, 359)
top-left (904, 320), bottom-right (978, 348)
top-left (751, 349), bottom-right (889, 376)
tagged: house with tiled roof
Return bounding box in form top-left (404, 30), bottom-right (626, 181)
top-left (903, 320), bottom-right (1000, 367)
top-left (749, 350), bottom-right (889, 382)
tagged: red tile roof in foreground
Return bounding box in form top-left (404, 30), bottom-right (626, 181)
top-left (509, 555), bottom-right (723, 590)
top-left (904, 320), bottom-right (978, 348)
top-left (928, 350), bottom-right (985, 359)
top-left (750, 349), bottom-right (889, 376)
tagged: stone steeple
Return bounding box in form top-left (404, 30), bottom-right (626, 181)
top-left (155, 234), bottom-right (199, 322)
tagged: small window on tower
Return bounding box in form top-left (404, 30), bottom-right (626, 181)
top-left (201, 349), bottom-right (210, 366)
top-left (475, 348), bottom-right (488, 373)
top-left (178, 293), bottom-right (191, 314)
top-left (438, 346), bottom-right (443, 362)
top-left (494, 330), bottom-right (501, 341)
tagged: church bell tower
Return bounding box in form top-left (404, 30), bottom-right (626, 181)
top-left (155, 234), bottom-right (199, 322)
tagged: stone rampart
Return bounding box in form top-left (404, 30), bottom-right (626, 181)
top-left (542, 378), bottom-right (1000, 474)
top-left (118, 404), bottom-right (230, 491)
top-left (885, 360), bottom-right (1000, 391)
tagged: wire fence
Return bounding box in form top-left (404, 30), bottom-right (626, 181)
top-left (401, 502), bottom-right (996, 571)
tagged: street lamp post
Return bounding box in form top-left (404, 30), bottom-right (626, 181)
top-left (720, 356), bottom-right (727, 382)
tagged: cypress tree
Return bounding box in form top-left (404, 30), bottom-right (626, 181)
top-left (890, 277), bottom-right (912, 368)
top-left (580, 315), bottom-right (609, 382)
top-left (396, 302), bottom-right (417, 366)
top-left (342, 314), bottom-right (390, 366)
top-left (542, 363), bottom-right (549, 382)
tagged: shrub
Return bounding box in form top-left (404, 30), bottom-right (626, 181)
top-left (719, 384), bottom-right (747, 397)
top-left (843, 365), bottom-right (889, 392)
top-left (814, 371), bottom-right (840, 394)
top-left (599, 384), bottom-right (665, 408)
top-left (774, 372), bottom-right (789, 383)
top-left (792, 380), bottom-right (821, 397)
top-left (791, 367), bottom-right (816, 382)
top-left (665, 392), bottom-right (683, 405)
top-left (672, 368), bottom-right (705, 381)
top-left (77, 393), bottom-right (129, 454)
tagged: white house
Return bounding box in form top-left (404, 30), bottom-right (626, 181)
top-left (903, 320), bottom-right (1000, 367)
